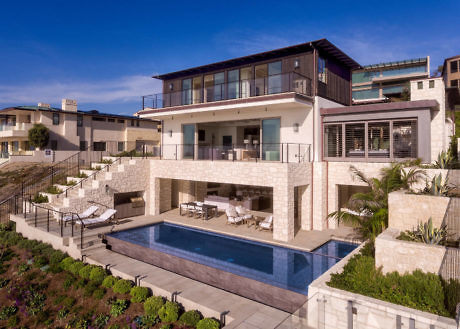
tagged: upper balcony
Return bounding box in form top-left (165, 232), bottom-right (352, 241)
top-left (0, 123), bottom-right (33, 138)
top-left (141, 72), bottom-right (312, 113)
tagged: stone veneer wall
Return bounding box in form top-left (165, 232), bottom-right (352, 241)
top-left (148, 160), bottom-right (312, 241)
top-left (388, 191), bottom-right (450, 231)
top-left (307, 243), bottom-right (458, 329)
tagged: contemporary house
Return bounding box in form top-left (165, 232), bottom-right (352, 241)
top-left (442, 54), bottom-right (460, 88)
top-left (0, 99), bottom-right (160, 158)
top-left (352, 57), bottom-right (430, 103)
top-left (134, 40), bottom-right (449, 242)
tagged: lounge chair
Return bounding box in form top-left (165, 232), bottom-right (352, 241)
top-left (225, 206), bottom-right (244, 225)
top-left (258, 215), bottom-right (273, 231)
top-left (62, 206), bottom-right (99, 224)
top-left (235, 205), bottom-right (252, 221)
top-left (75, 209), bottom-right (117, 227)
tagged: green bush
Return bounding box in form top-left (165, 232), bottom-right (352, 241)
top-left (89, 266), bottom-right (107, 284)
top-left (45, 185), bottom-right (62, 194)
top-left (179, 310), bottom-right (201, 327)
top-left (93, 288), bottom-right (106, 300)
top-left (159, 324), bottom-right (172, 329)
top-left (196, 318), bottom-right (220, 329)
top-left (109, 299), bottom-right (129, 317)
top-left (62, 296), bottom-right (76, 309)
top-left (327, 245), bottom-right (451, 317)
top-left (60, 257), bottom-right (75, 271)
top-left (102, 275), bottom-right (118, 288)
top-left (68, 261), bottom-right (84, 276)
top-left (112, 279), bottom-right (133, 294)
top-left (7, 314), bottom-right (19, 327)
top-left (33, 255), bottom-right (48, 268)
top-left (83, 281), bottom-right (99, 297)
top-left (144, 295), bottom-right (164, 318)
top-left (79, 264), bottom-right (96, 279)
top-left (28, 123), bottom-right (49, 149)
top-left (158, 301), bottom-right (180, 323)
top-left (31, 193), bottom-right (49, 204)
top-left (442, 278), bottom-right (460, 317)
top-left (49, 250), bottom-right (66, 265)
top-left (130, 286), bottom-right (149, 303)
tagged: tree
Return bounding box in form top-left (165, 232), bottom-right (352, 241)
top-left (328, 161), bottom-right (425, 241)
top-left (28, 123), bottom-right (49, 149)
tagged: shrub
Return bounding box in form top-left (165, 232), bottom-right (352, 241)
top-left (109, 299), bottom-right (129, 317)
top-left (93, 288), bottom-right (106, 300)
top-left (57, 308), bottom-right (69, 319)
top-left (130, 286), bottom-right (149, 303)
top-left (45, 185), bottom-right (62, 194)
top-left (60, 256), bottom-right (75, 271)
top-left (112, 279), bottom-right (133, 294)
top-left (160, 324), bottom-right (172, 329)
top-left (28, 123), bottom-right (49, 149)
top-left (69, 261), bottom-right (85, 276)
top-left (49, 250), bottom-right (66, 265)
top-left (442, 278), bottom-right (460, 317)
top-left (83, 281), bottom-right (99, 297)
top-left (102, 275), bottom-right (118, 288)
top-left (196, 318), bottom-right (220, 329)
top-left (0, 305), bottom-right (18, 320)
top-left (144, 296), bottom-right (165, 318)
top-left (62, 277), bottom-right (73, 290)
top-left (79, 264), bottom-right (96, 279)
top-left (74, 278), bottom-right (86, 290)
top-left (89, 266), bottom-right (107, 284)
top-left (179, 310), bottom-right (201, 327)
top-left (7, 315), bottom-right (19, 327)
top-left (31, 193), bottom-right (49, 204)
top-left (158, 301), bottom-right (180, 323)
top-left (33, 255), bottom-right (48, 268)
top-left (76, 172), bottom-right (88, 178)
top-left (62, 296), bottom-right (76, 309)
top-left (94, 314), bottom-right (110, 328)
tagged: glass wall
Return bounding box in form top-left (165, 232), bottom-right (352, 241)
top-left (323, 124), bottom-right (342, 158)
top-left (381, 65), bottom-right (426, 77)
top-left (345, 123), bottom-right (365, 157)
top-left (227, 69), bottom-right (240, 99)
top-left (268, 61), bottom-right (282, 94)
top-left (183, 124), bottom-right (195, 159)
top-left (352, 88), bottom-right (380, 100)
top-left (368, 122), bottom-right (390, 158)
top-left (393, 120), bottom-right (417, 158)
top-left (182, 78), bottom-right (192, 105)
top-left (262, 118), bottom-right (280, 161)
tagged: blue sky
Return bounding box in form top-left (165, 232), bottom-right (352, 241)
top-left (0, 0), bottom-right (459, 115)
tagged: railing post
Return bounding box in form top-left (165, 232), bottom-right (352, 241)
top-left (81, 222), bottom-right (84, 248)
top-left (232, 144), bottom-right (234, 162)
top-left (71, 215), bottom-right (74, 237)
top-left (175, 144), bottom-right (177, 160)
top-left (60, 213), bottom-right (63, 237)
top-left (51, 167), bottom-right (54, 185)
top-left (34, 203), bottom-right (37, 227)
top-left (100, 151), bottom-right (102, 163)
top-left (211, 142), bottom-right (214, 161)
top-left (142, 96), bottom-right (145, 110)
top-left (298, 143), bottom-right (301, 163)
top-left (47, 209), bottom-right (50, 232)
top-left (23, 198), bottom-right (26, 219)
top-left (77, 152), bottom-right (80, 173)
top-left (281, 143), bottom-right (284, 163)
top-left (287, 143), bottom-right (289, 163)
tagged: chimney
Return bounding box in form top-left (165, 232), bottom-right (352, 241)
top-left (62, 99), bottom-right (77, 112)
top-left (38, 102), bottom-right (50, 108)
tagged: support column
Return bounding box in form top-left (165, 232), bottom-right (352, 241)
top-left (312, 162), bottom-right (328, 231)
top-left (178, 180), bottom-right (195, 204)
top-left (149, 178), bottom-right (172, 215)
top-left (273, 184), bottom-right (294, 242)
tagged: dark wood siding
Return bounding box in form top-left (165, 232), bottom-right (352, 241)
top-left (317, 55), bottom-right (351, 105)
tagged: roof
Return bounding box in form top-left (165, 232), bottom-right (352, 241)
top-left (321, 99), bottom-right (439, 116)
top-left (359, 57), bottom-right (428, 71)
top-left (0, 106), bottom-right (157, 122)
top-left (153, 38), bottom-right (361, 80)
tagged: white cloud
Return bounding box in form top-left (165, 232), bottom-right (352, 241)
top-left (0, 75), bottom-right (162, 105)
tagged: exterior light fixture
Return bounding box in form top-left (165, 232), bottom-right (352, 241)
top-left (294, 59), bottom-right (300, 69)
top-left (169, 83), bottom-right (173, 91)
top-left (293, 123), bottom-right (299, 132)
top-left (105, 184), bottom-right (109, 194)
top-left (169, 130), bottom-right (172, 137)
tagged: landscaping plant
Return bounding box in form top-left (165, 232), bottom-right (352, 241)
top-left (400, 218), bottom-right (448, 245)
top-left (144, 295), bottom-right (165, 318)
top-left (102, 275), bottom-right (119, 288)
top-left (112, 278), bottom-right (133, 294)
top-left (423, 173), bottom-right (452, 196)
top-left (179, 310), bottom-right (201, 327)
top-left (196, 317), bottom-right (221, 329)
top-left (130, 286), bottom-right (149, 303)
top-left (158, 301), bottom-right (180, 323)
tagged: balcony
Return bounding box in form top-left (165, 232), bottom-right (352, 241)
top-left (142, 72), bottom-right (312, 111)
top-left (159, 143), bottom-right (311, 163)
top-left (0, 123), bottom-right (33, 138)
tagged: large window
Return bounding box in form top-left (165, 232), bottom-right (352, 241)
top-left (262, 118), bottom-right (280, 161)
top-left (352, 88), bottom-right (380, 100)
top-left (53, 113), bottom-right (59, 125)
top-left (368, 122), bottom-right (390, 158)
top-left (227, 69), bottom-right (240, 99)
top-left (323, 124), bottom-right (342, 158)
top-left (382, 65), bottom-right (427, 77)
top-left (345, 123), bottom-right (365, 157)
top-left (182, 78), bottom-right (192, 105)
top-left (93, 142), bottom-right (106, 151)
top-left (77, 114), bottom-right (83, 127)
top-left (451, 60), bottom-right (458, 73)
top-left (393, 120), bottom-right (417, 158)
top-left (268, 61), bottom-right (282, 94)
top-left (182, 124), bottom-right (195, 159)
top-left (318, 57), bottom-right (327, 83)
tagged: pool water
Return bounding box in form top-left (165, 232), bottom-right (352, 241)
top-left (107, 222), bottom-right (358, 294)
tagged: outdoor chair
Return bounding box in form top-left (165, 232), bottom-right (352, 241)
top-left (225, 206), bottom-right (244, 226)
top-left (62, 206), bottom-right (99, 225)
top-left (187, 204), bottom-right (196, 217)
top-left (75, 209), bottom-right (117, 228)
top-left (235, 205), bottom-right (253, 221)
top-left (258, 215), bottom-right (273, 231)
top-left (194, 202), bottom-right (204, 218)
top-left (180, 203), bottom-right (188, 216)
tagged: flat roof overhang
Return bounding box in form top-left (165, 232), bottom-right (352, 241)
top-left (321, 99), bottom-right (439, 117)
top-left (140, 92), bottom-right (313, 119)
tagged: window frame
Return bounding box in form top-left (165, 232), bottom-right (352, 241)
top-left (52, 113), bottom-right (59, 125)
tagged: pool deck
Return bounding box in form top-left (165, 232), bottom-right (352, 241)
top-left (82, 209), bottom-right (360, 328)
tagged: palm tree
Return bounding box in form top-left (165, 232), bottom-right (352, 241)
top-left (328, 161), bottom-right (425, 241)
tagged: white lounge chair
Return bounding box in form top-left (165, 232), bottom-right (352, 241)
top-left (258, 215), bottom-right (273, 231)
top-left (76, 209), bottom-right (117, 227)
top-left (62, 206), bottom-right (99, 223)
top-left (225, 206), bottom-right (244, 225)
top-left (235, 205), bottom-right (252, 220)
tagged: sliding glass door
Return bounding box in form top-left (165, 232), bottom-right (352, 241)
top-left (268, 61), bottom-right (282, 94)
top-left (183, 124), bottom-right (195, 159)
top-left (262, 118), bottom-right (280, 161)
top-left (182, 78), bottom-right (192, 105)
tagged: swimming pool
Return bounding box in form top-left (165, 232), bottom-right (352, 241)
top-left (106, 222), bottom-right (357, 296)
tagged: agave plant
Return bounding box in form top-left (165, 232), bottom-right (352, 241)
top-left (424, 173), bottom-right (452, 196)
top-left (406, 218), bottom-right (448, 245)
top-left (434, 150), bottom-right (453, 169)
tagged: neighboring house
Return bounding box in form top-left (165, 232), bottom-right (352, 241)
top-left (136, 39), bottom-right (448, 242)
top-left (0, 99), bottom-right (160, 158)
top-left (442, 54), bottom-right (460, 88)
top-left (352, 57), bottom-right (430, 104)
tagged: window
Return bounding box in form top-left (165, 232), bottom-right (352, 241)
top-left (77, 115), bottom-right (83, 127)
top-left (450, 60), bottom-right (458, 73)
top-left (108, 118), bottom-right (115, 123)
top-left (50, 140), bottom-right (58, 150)
top-left (262, 118), bottom-right (280, 161)
top-left (92, 117), bottom-right (105, 121)
top-left (53, 113), bottom-right (59, 125)
top-left (324, 124), bottom-right (342, 158)
top-left (368, 122), bottom-right (390, 158)
top-left (393, 120), bottom-right (417, 158)
top-left (136, 120), bottom-right (140, 127)
top-left (182, 124), bottom-right (195, 159)
top-left (117, 142), bottom-right (124, 152)
top-left (268, 61), bottom-right (282, 94)
top-left (227, 69), bottom-right (240, 99)
top-left (117, 119), bottom-right (125, 124)
top-left (182, 78), bottom-right (192, 105)
top-left (345, 123), bottom-right (365, 157)
top-left (93, 142), bottom-right (106, 151)
top-left (417, 81), bottom-right (423, 89)
top-left (429, 80), bottom-right (435, 88)
top-left (79, 141), bottom-right (87, 151)
top-left (130, 120), bottom-right (135, 127)
top-left (318, 56), bottom-right (327, 83)
top-left (451, 80), bottom-right (459, 87)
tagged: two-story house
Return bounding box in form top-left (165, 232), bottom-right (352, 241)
top-left (139, 39), bottom-right (449, 242)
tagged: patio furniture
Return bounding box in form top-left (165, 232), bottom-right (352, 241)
top-left (180, 203), bottom-right (189, 216)
top-left (225, 207), bottom-right (244, 226)
top-left (202, 203), bottom-right (218, 220)
top-left (62, 205), bottom-right (99, 224)
top-left (258, 215), bottom-right (273, 231)
top-left (204, 195), bottom-right (231, 211)
top-left (187, 204), bottom-right (196, 217)
top-left (235, 205), bottom-right (252, 220)
top-left (194, 202), bottom-right (204, 218)
top-left (75, 209), bottom-right (117, 228)
top-left (245, 216), bottom-right (263, 228)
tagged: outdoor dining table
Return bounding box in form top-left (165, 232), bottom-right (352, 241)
top-left (179, 202), bottom-right (218, 220)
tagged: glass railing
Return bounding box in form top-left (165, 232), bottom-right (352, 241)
top-left (156, 143), bottom-right (311, 163)
top-left (0, 123), bottom-right (31, 132)
top-left (142, 72), bottom-right (312, 110)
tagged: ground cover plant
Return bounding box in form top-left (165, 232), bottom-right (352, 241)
top-left (327, 242), bottom-right (460, 318)
top-left (0, 222), bottom-right (221, 328)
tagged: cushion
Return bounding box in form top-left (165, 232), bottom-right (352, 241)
top-left (235, 205), bottom-right (246, 215)
top-left (226, 206), bottom-right (238, 218)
